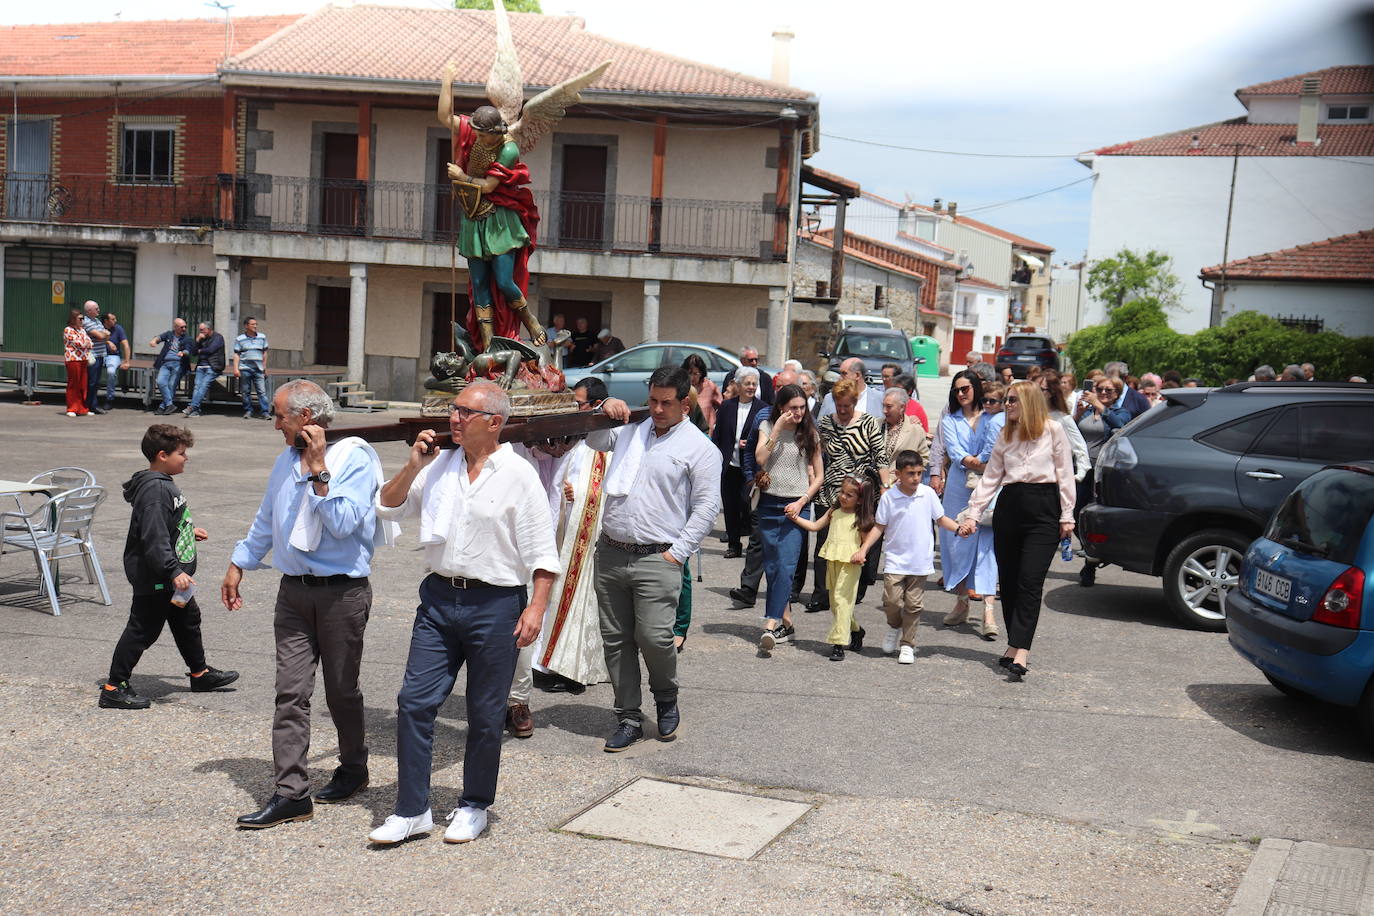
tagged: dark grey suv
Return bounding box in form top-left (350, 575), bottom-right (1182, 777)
top-left (1080, 382), bottom-right (1374, 631)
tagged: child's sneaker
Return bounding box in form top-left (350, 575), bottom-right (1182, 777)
top-left (189, 666), bottom-right (240, 692)
top-left (897, 646), bottom-right (915, 665)
top-left (99, 681), bottom-right (151, 709)
top-left (772, 623), bottom-right (794, 644)
top-left (882, 627), bottom-right (901, 655)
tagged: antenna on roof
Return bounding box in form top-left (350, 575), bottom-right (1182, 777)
top-left (206, 0), bottom-right (234, 63)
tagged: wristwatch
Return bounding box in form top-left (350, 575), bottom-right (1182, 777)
top-left (307, 470), bottom-right (331, 484)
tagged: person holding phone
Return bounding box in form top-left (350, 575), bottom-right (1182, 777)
top-left (222, 380), bottom-right (388, 830)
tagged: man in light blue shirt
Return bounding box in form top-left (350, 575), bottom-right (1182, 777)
top-left (233, 316), bottom-right (271, 420)
top-left (221, 379), bottom-right (382, 830)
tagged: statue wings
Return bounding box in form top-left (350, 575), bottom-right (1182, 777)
top-left (484, 0), bottom-right (611, 155)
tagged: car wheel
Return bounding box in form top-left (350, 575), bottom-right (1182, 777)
top-left (1263, 671), bottom-right (1315, 702)
top-left (1161, 528), bottom-right (1251, 631)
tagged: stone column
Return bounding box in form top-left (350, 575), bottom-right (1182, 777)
top-left (642, 279), bottom-right (661, 343)
top-left (767, 286), bottom-right (788, 365)
top-left (348, 263), bottom-right (367, 382)
top-left (214, 256), bottom-right (234, 336)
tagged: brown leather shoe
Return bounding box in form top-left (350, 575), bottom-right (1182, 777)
top-left (506, 703), bottom-right (534, 738)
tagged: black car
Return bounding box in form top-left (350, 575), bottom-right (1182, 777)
top-left (995, 333), bottom-right (1058, 379)
top-left (822, 328), bottom-right (920, 393)
top-left (1079, 382), bottom-right (1374, 631)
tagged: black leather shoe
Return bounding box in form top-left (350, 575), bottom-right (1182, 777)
top-left (723, 547), bottom-right (743, 559)
top-left (656, 701), bottom-right (680, 741)
top-left (804, 597), bottom-right (829, 613)
top-left (603, 721), bottom-right (644, 753)
top-left (237, 793), bottom-right (313, 828)
top-left (829, 645), bottom-right (845, 661)
top-left (1007, 662), bottom-right (1029, 681)
top-left (848, 627), bottom-right (866, 652)
top-left (1079, 563), bottom-right (1097, 587)
top-left (728, 587), bottom-right (756, 607)
top-left (314, 767), bottom-right (368, 804)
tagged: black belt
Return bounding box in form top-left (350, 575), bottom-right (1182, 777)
top-left (283, 573), bottom-right (368, 587)
top-left (600, 534), bottom-right (672, 555)
top-left (429, 572), bottom-right (513, 590)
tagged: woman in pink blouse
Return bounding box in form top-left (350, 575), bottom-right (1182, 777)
top-left (682, 353), bottom-right (722, 434)
top-left (957, 381), bottom-right (1074, 679)
top-left (62, 309), bottom-right (93, 417)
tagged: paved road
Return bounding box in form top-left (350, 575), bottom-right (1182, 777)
top-left (0, 388), bottom-right (1368, 913)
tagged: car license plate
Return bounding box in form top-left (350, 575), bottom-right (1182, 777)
top-left (1254, 568), bottom-right (1291, 602)
top-left (1016, 355), bottom-right (1034, 362)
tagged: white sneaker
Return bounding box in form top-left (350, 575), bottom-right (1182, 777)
top-left (882, 627), bottom-right (901, 655)
top-left (368, 809), bottom-right (434, 845)
top-left (898, 646), bottom-right (915, 665)
top-left (65, 411), bottom-right (77, 417)
top-left (444, 805), bottom-right (488, 843)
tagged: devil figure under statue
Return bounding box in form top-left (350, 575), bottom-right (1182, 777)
top-left (436, 4), bottom-right (609, 353)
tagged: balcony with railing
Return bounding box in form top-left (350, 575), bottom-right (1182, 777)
top-left (1, 172), bottom-right (218, 228)
top-left (225, 174), bottom-right (771, 260)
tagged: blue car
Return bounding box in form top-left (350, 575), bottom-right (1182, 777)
top-left (1227, 461), bottom-right (1374, 737)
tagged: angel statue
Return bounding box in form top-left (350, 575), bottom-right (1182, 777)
top-left (437, 0), bottom-right (610, 353)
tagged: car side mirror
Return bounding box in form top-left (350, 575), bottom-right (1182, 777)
top-left (603, 362), bottom-right (617, 373)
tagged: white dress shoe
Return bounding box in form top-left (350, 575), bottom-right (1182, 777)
top-left (444, 805), bottom-right (488, 843)
top-left (897, 646), bottom-right (915, 665)
top-left (882, 627), bottom-right (901, 655)
top-left (368, 810), bottom-right (434, 845)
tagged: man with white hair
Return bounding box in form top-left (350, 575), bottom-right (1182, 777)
top-left (82, 299), bottom-right (111, 414)
top-left (223, 379), bottom-right (390, 829)
top-left (723, 346), bottom-right (775, 404)
top-left (592, 326), bottom-right (626, 362)
top-left (368, 380), bottom-right (559, 846)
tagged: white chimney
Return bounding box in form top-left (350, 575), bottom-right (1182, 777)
top-left (1297, 76), bottom-right (1320, 145)
top-left (771, 27), bottom-right (795, 84)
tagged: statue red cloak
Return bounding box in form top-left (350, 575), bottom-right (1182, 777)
top-left (453, 118), bottom-right (540, 346)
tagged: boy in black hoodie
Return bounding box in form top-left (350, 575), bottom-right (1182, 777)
top-left (100, 424), bottom-right (239, 709)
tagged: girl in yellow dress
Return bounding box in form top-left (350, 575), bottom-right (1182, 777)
top-left (790, 472), bottom-right (879, 660)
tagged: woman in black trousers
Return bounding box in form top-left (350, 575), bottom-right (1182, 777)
top-left (956, 381), bottom-right (1075, 679)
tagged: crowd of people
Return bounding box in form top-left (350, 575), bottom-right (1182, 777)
top-left (86, 326), bottom-right (1362, 846)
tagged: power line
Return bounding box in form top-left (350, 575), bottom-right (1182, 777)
top-left (821, 131), bottom-right (1081, 159)
top-left (959, 174), bottom-right (1096, 215)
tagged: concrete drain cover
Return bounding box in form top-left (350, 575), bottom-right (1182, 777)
top-left (561, 777), bottom-right (812, 860)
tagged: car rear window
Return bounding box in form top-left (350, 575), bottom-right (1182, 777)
top-left (1267, 467), bottom-right (1374, 565)
top-left (1005, 337), bottom-right (1052, 351)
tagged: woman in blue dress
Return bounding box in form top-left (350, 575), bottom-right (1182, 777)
top-left (939, 371), bottom-right (1000, 639)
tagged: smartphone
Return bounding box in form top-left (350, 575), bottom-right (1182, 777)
top-left (293, 423), bottom-right (324, 450)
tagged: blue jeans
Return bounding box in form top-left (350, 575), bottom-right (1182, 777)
top-left (188, 365), bottom-right (218, 410)
top-left (239, 365), bottom-right (269, 415)
top-left (101, 354), bottom-right (121, 407)
top-left (758, 494), bottom-right (807, 621)
top-left (155, 361), bottom-right (185, 409)
top-left (394, 574), bottom-right (525, 816)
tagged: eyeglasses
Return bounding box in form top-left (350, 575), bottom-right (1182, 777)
top-left (449, 404), bottom-right (499, 421)
top-left (982, 397), bottom-right (1003, 406)
top-left (1004, 396), bottom-right (1020, 405)
top-left (954, 385), bottom-right (973, 394)
top-left (1095, 386), bottom-right (1117, 394)
top-left (741, 355), bottom-right (759, 364)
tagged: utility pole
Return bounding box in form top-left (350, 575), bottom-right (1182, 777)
top-left (1213, 142), bottom-right (1257, 327)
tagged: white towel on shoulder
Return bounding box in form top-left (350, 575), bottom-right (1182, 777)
top-left (288, 437), bottom-right (399, 552)
top-left (417, 447), bottom-right (464, 547)
top-left (603, 418), bottom-right (652, 498)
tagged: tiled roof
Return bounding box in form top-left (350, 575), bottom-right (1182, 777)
top-left (224, 4), bottom-right (811, 101)
top-left (958, 276), bottom-right (1005, 291)
top-left (854, 189), bottom-right (1054, 254)
top-left (0, 15), bottom-right (301, 77)
top-left (1092, 116), bottom-right (1374, 157)
top-left (1199, 229), bottom-right (1374, 282)
top-left (813, 228), bottom-right (958, 272)
top-left (1236, 66), bottom-right (1374, 97)
top-left (805, 233), bottom-right (926, 283)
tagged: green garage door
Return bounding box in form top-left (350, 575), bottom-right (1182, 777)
top-left (4, 246), bottom-right (134, 381)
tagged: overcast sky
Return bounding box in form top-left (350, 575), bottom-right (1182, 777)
top-left (7, 0), bottom-right (1372, 260)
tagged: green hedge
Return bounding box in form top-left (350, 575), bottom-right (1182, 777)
top-left (1065, 301), bottom-right (1374, 383)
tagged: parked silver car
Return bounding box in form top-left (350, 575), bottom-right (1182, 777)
top-left (574, 341), bottom-right (741, 406)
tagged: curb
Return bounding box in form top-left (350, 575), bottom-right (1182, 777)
top-left (1226, 838), bottom-right (1293, 916)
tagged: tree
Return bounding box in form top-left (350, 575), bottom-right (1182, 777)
top-left (1085, 248), bottom-right (1182, 314)
top-left (455, 0), bottom-right (543, 11)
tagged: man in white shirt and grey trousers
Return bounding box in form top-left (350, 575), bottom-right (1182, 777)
top-left (367, 380), bottom-right (560, 846)
top-left (591, 366), bottom-right (722, 752)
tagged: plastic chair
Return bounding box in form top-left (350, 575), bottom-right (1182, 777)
top-left (0, 485), bottom-right (111, 616)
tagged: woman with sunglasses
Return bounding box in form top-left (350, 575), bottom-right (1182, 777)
top-left (957, 382), bottom-right (1075, 680)
top-left (936, 370), bottom-right (987, 626)
top-left (943, 380), bottom-right (1004, 638)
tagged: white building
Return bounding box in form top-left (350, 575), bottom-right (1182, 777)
top-left (1047, 262), bottom-right (1086, 343)
top-left (1198, 229), bottom-right (1374, 335)
top-left (1078, 65), bottom-right (1374, 333)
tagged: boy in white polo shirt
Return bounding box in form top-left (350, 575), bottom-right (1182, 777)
top-left (856, 449), bottom-right (959, 664)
